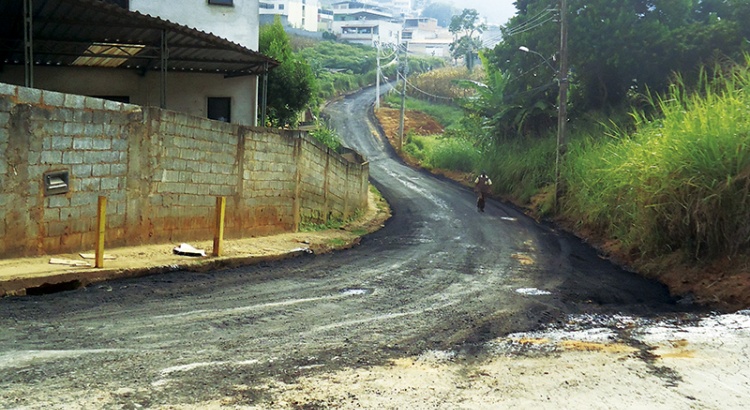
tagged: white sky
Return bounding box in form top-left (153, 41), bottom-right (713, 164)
top-left (446, 0), bottom-right (517, 26)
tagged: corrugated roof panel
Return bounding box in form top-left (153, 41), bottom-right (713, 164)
top-left (0, 0), bottom-right (277, 76)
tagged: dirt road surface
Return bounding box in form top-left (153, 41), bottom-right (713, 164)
top-left (1, 87), bottom-right (749, 409)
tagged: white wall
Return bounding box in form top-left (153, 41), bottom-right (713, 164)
top-left (0, 66), bottom-right (259, 126)
top-left (130, 0), bottom-right (260, 50)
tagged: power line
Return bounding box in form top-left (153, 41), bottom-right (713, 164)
top-left (402, 77), bottom-right (454, 101)
top-left (504, 6), bottom-right (557, 37)
top-left (505, 16), bottom-right (556, 37)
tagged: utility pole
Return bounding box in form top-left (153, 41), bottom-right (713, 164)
top-left (398, 42), bottom-right (408, 152)
top-left (554, 0), bottom-right (568, 212)
top-left (375, 39), bottom-right (381, 109)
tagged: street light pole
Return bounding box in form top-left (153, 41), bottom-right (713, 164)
top-left (375, 38), bottom-right (381, 109)
top-left (555, 0), bottom-right (569, 212)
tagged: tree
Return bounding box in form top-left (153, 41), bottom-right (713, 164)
top-left (449, 9), bottom-right (486, 71)
top-left (421, 2), bottom-right (456, 27)
top-left (259, 17), bottom-right (317, 127)
top-left (483, 0), bottom-right (750, 133)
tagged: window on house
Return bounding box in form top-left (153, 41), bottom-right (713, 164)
top-left (208, 0), bottom-right (233, 6)
top-left (207, 97), bottom-right (231, 122)
top-left (279, 4), bottom-right (285, 9)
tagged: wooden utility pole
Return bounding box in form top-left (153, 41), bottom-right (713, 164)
top-left (398, 43), bottom-right (408, 152)
top-left (554, 0), bottom-right (569, 211)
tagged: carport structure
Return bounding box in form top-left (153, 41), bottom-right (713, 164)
top-left (0, 0), bottom-right (278, 123)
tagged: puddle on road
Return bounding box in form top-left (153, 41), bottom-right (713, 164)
top-left (482, 310), bottom-right (750, 360)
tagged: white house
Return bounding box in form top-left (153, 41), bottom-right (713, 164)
top-left (259, 0), bottom-right (320, 32)
top-left (0, 0), bottom-right (275, 126)
top-left (130, 0), bottom-right (261, 50)
top-left (331, 2), bottom-right (401, 45)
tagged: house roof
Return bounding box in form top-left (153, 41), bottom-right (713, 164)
top-left (0, 0), bottom-right (278, 77)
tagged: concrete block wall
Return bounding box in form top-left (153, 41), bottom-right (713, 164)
top-left (0, 83), bottom-right (139, 255)
top-left (0, 83), bottom-right (369, 257)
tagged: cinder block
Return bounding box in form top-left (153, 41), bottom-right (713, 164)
top-left (91, 137), bottom-right (112, 152)
top-left (42, 90), bottom-right (65, 107)
top-left (100, 177), bottom-right (119, 190)
top-left (17, 87), bottom-right (42, 105)
top-left (76, 178), bottom-right (100, 192)
top-left (0, 83), bottom-right (16, 98)
top-left (41, 151), bottom-right (63, 164)
top-left (85, 124), bottom-right (105, 138)
top-left (92, 164), bottom-right (111, 177)
top-left (161, 169), bottom-right (179, 183)
top-left (111, 163), bottom-right (127, 176)
top-left (64, 122), bottom-right (85, 136)
top-left (62, 150), bottom-right (84, 165)
top-left (83, 97), bottom-right (105, 110)
top-left (72, 164), bottom-right (92, 178)
top-left (60, 207), bottom-right (81, 221)
top-left (47, 194), bottom-right (71, 208)
top-left (43, 206), bottom-right (61, 221)
top-left (103, 99), bottom-right (124, 111)
top-left (73, 136), bottom-right (94, 150)
top-left (64, 93), bottom-right (86, 109)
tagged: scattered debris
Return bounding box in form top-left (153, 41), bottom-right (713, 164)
top-left (49, 258), bottom-right (92, 267)
top-left (172, 243), bottom-right (206, 257)
top-left (516, 288), bottom-right (552, 296)
top-left (79, 253), bottom-right (117, 260)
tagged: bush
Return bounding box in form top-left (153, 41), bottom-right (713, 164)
top-left (309, 126), bottom-right (341, 150)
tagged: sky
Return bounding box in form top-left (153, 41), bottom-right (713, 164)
top-left (446, 0), bottom-right (518, 26)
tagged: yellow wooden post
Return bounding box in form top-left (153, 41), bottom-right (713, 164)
top-left (213, 196), bottom-right (226, 257)
top-left (95, 196), bottom-right (107, 268)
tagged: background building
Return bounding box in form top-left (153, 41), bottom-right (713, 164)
top-left (260, 0), bottom-right (319, 32)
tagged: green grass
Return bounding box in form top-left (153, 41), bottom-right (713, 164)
top-left (402, 134), bottom-right (478, 173)
top-left (562, 61), bottom-right (750, 259)
top-left (479, 137), bottom-right (556, 205)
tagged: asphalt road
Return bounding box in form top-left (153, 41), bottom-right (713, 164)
top-left (0, 87), bottom-right (687, 408)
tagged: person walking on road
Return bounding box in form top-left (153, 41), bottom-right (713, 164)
top-left (474, 171), bottom-right (492, 212)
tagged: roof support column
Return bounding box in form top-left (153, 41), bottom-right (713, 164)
top-left (23, 0), bottom-right (34, 88)
top-left (160, 29), bottom-right (168, 109)
top-left (261, 61), bottom-right (268, 127)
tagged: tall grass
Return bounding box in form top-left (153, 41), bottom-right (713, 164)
top-left (404, 134), bottom-right (478, 172)
top-left (481, 137), bottom-right (556, 204)
top-left (429, 138), bottom-right (478, 172)
top-left (563, 61), bottom-right (750, 259)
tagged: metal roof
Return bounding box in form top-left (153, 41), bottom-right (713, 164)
top-left (0, 0), bottom-right (278, 77)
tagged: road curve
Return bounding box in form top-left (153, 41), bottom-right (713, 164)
top-left (0, 87), bottom-right (682, 408)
